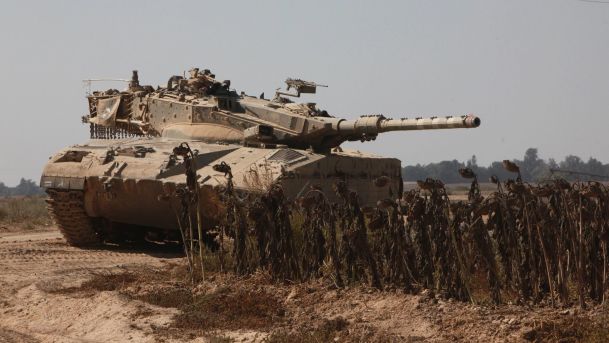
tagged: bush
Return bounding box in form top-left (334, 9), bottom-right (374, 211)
top-left (0, 196), bottom-right (50, 228)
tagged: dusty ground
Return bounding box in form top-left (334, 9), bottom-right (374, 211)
top-left (1, 226), bottom-right (608, 343)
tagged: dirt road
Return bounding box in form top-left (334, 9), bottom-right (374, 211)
top-left (1, 228), bottom-right (606, 343)
top-left (0, 228), bottom-right (181, 343)
top-left (0, 229), bottom-right (441, 342)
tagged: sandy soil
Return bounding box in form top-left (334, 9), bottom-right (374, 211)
top-left (0, 228), bottom-right (181, 343)
top-left (1, 227), bottom-right (607, 343)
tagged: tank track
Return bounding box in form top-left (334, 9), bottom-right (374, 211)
top-left (46, 189), bottom-right (101, 246)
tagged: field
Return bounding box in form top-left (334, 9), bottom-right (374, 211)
top-left (0, 196), bottom-right (51, 230)
top-left (1, 188), bottom-right (609, 342)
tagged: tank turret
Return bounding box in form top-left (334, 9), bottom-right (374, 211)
top-left (84, 70), bottom-right (480, 152)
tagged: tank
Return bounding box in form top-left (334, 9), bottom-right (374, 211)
top-left (41, 68), bottom-right (480, 246)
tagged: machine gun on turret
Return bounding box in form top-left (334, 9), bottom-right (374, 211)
top-left (275, 78), bottom-right (328, 98)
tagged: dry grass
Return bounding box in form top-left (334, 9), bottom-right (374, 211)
top-left (41, 265), bottom-right (284, 335)
top-left (522, 315), bottom-right (609, 342)
top-left (266, 317), bottom-right (349, 343)
top-left (173, 287), bottom-right (284, 331)
top-left (135, 286), bottom-right (193, 309)
top-left (242, 164), bottom-right (276, 192)
top-left (43, 272), bottom-right (139, 296)
top-left (0, 195), bottom-right (50, 229)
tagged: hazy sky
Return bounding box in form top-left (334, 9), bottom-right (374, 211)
top-left (1, 0), bottom-right (608, 186)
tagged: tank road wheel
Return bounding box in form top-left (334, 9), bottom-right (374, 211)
top-left (46, 189), bottom-right (101, 247)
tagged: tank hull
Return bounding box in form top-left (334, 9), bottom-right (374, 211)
top-left (41, 138), bottom-right (401, 236)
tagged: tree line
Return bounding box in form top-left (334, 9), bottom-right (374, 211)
top-left (402, 148), bottom-right (609, 183)
top-left (0, 178), bottom-right (44, 197)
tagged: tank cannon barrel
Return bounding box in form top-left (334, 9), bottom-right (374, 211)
top-left (379, 114), bottom-right (480, 132)
top-left (334, 114), bottom-right (480, 137)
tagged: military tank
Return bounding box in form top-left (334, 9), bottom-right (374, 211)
top-left (41, 68), bottom-right (480, 246)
